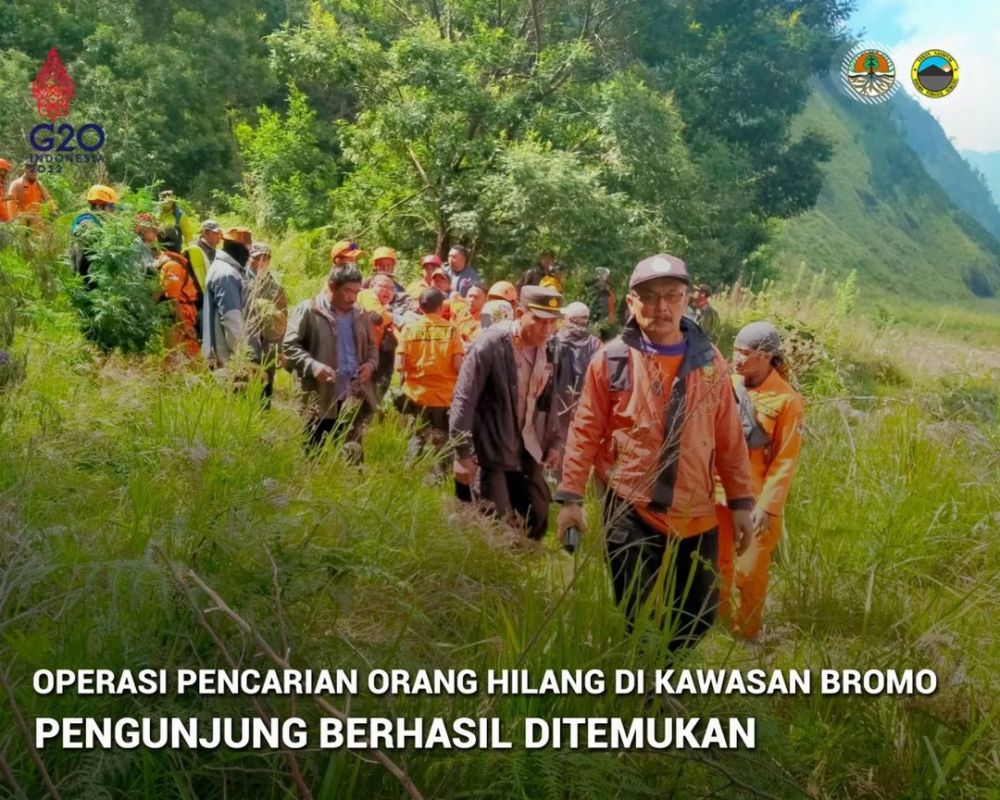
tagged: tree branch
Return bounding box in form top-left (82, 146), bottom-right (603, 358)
top-left (0, 748), bottom-right (26, 799)
top-left (157, 548), bottom-right (426, 800)
top-left (0, 670), bottom-right (61, 800)
top-left (157, 546), bottom-right (314, 800)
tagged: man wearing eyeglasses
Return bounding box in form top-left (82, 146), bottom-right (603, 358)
top-left (554, 254), bottom-right (754, 654)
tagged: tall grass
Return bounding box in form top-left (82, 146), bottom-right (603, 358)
top-left (1, 239), bottom-right (998, 799)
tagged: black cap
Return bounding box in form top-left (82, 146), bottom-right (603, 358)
top-left (520, 285), bottom-right (564, 319)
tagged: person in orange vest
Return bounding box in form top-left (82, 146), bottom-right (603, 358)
top-left (487, 280), bottom-right (517, 305)
top-left (330, 239), bottom-right (363, 267)
top-left (397, 287), bottom-right (464, 459)
top-left (430, 269), bottom-right (455, 320)
top-left (8, 161), bottom-right (53, 225)
top-left (155, 228), bottom-right (201, 360)
top-left (369, 245), bottom-right (406, 294)
top-left (716, 321), bottom-right (804, 642)
top-left (406, 254), bottom-right (442, 299)
top-left (0, 158), bottom-right (12, 222)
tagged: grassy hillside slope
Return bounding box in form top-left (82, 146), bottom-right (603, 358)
top-left (962, 150), bottom-right (1000, 210)
top-left (773, 80), bottom-right (1000, 304)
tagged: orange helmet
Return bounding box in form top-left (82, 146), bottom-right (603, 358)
top-left (488, 280), bottom-right (517, 304)
top-left (331, 239), bottom-right (363, 262)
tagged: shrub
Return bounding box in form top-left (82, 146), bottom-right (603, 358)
top-left (67, 213), bottom-right (168, 354)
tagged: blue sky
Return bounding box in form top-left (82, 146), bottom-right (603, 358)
top-left (848, 0), bottom-right (999, 153)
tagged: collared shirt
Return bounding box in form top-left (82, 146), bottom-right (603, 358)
top-left (512, 324), bottom-right (549, 463)
top-left (335, 309), bottom-right (358, 376)
top-left (445, 264), bottom-right (481, 298)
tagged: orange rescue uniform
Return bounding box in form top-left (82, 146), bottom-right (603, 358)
top-left (357, 288), bottom-right (394, 350)
top-left (157, 251), bottom-right (200, 357)
top-left (9, 176), bottom-right (47, 222)
top-left (717, 369), bottom-right (804, 638)
top-left (398, 312), bottom-right (463, 408)
top-left (453, 306), bottom-right (482, 344)
top-left (406, 277), bottom-right (431, 300)
top-left (558, 325), bottom-right (754, 536)
top-left (0, 177), bottom-right (10, 222)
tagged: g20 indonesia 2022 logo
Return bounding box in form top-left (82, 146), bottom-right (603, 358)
top-left (27, 48), bottom-right (106, 173)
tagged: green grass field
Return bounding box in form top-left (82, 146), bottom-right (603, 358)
top-left (1, 230), bottom-right (998, 799)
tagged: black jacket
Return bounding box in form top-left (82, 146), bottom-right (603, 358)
top-left (450, 321), bottom-right (560, 471)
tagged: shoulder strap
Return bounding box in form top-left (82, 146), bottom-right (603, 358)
top-left (603, 338), bottom-right (631, 391)
top-left (735, 379), bottom-right (772, 449)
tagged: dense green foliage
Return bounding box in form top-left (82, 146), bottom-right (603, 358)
top-left (68, 213), bottom-right (168, 353)
top-left (0, 0), bottom-right (855, 285)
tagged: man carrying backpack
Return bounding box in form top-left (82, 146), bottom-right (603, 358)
top-left (555, 254), bottom-right (755, 654)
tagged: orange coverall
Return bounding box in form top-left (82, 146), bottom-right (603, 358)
top-left (158, 251), bottom-right (200, 357)
top-left (717, 369), bottom-right (804, 638)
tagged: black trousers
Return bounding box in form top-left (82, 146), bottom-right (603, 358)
top-left (478, 461), bottom-right (551, 540)
top-left (396, 396), bottom-right (450, 436)
top-left (603, 497), bottom-right (719, 652)
top-left (307, 399), bottom-right (371, 453)
top-left (374, 346), bottom-right (396, 402)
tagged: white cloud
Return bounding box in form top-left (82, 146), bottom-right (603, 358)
top-left (877, 0), bottom-right (1000, 151)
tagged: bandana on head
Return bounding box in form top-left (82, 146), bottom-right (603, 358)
top-left (734, 321), bottom-right (782, 355)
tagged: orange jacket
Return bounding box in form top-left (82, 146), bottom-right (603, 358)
top-left (356, 288), bottom-right (394, 350)
top-left (158, 251), bottom-right (199, 356)
top-left (556, 318), bottom-right (754, 533)
top-left (0, 179), bottom-right (10, 222)
top-left (9, 176), bottom-right (47, 218)
top-left (734, 370), bottom-right (804, 517)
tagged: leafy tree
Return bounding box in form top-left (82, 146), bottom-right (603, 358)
top-left (232, 86), bottom-right (339, 231)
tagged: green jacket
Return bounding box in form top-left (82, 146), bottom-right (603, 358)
top-left (282, 293), bottom-right (378, 420)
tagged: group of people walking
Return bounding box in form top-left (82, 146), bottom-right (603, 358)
top-left (5, 175), bottom-right (804, 657)
top-left (270, 237), bottom-right (803, 653)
